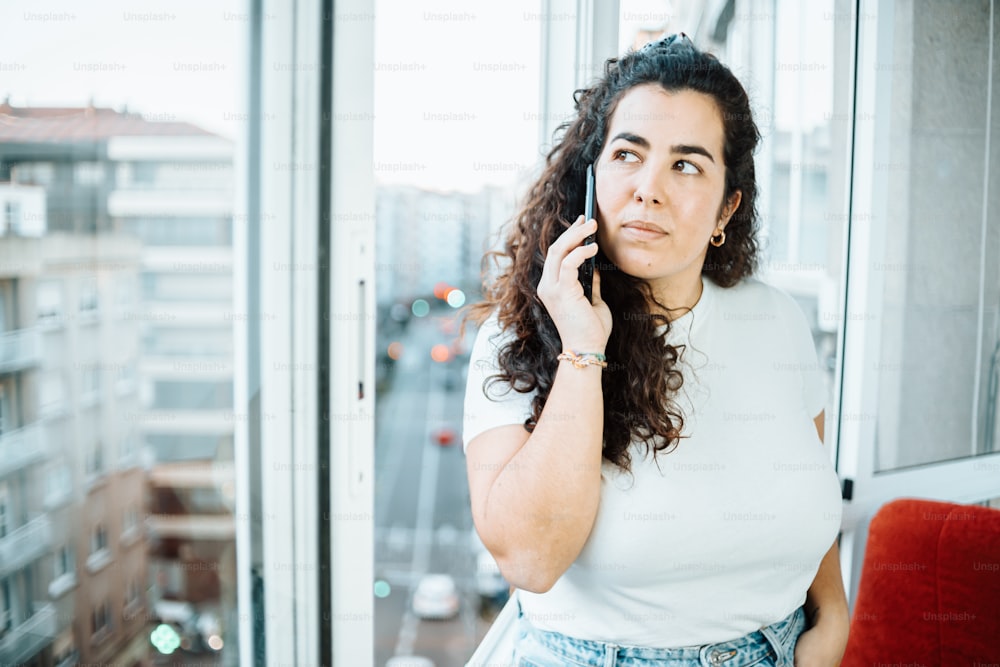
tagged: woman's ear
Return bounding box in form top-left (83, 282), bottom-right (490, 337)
top-left (720, 190), bottom-right (742, 225)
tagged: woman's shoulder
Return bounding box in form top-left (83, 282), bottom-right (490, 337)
top-left (471, 308), bottom-right (511, 340)
top-left (467, 308), bottom-right (517, 360)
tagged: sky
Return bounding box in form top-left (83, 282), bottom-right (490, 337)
top-left (0, 0), bottom-right (832, 192)
top-left (0, 0), bottom-right (547, 193)
top-left (0, 0), bottom-right (243, 139)
top-left (371, 0), bottom-right (543, 192)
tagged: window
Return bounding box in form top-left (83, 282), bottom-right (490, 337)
top-left (188, 487), bottom-right (228, 514)
top-left (113, 279), bottom-right (134, 315)
top-left (86, 441), bottom-right (104, 477)
top-left (123, 578), bottom-right (140, 618)
top-left (123, 216), bottom-right (233, 246)
top-left (36, 281), bottom-right (63, 323)
top-left (86, 521), bottom-right (112, 574)
top-left (142, 326), bottom-right (232, 358)
top-left (81, 364), bottom-right (100, 403)
top-left (122, 503), bottom-right (138, 535)
top-left (1, 2), bottom-right (244, 665)
top-left (152, 380), bottom-right (232, 410)
top-left (55, 544), bottom-right (75, 578)
top-left (130, 162), bottom-right (158, 186)
top-left (866, 0), bottom-right (999, 469)
top-left (74, 162), bottom-right (104, 186)
top-left (145, 434), bottom-right (233, 463)
top-left (91, 599), bottom-right (111, 639)
top-left (78, 278), bottom-right (99, 314)
top-left (370, 3), bottom-right (543, 663)
top-left (0, 577), bottom-right (11, 635)
top-left (44, 464), bottom-right (72, 509)
top-left (115, 361), bottom-right (137, 396)
top-left (49, 540), bottom-right (77, 599)
top-left (90, 523), bottom-right (108, 555)
top-left (125, 579), bottom-right (135, 604)
top-left (123, 162), bottom-right (232, 191)
top-left (142, 271), bottom-right (232, 301)
top-left (39, 372), bottom-right (66, 415)
top-left (11, 161), bottom-right (54, 187)
top-left (2, 201), bottom-right (22, 235)
top-left (0, 481), bottom-right (8, 539)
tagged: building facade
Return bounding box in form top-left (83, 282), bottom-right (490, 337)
top-left (0, 102), bottom-right (236, 665)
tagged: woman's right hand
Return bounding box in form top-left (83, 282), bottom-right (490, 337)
top-left (536, 215), bottom-right (613, 352)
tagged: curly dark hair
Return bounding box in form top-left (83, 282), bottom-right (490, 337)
top-left (469, 36), bottom-right (761, 473)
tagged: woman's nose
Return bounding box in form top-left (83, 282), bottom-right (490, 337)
top-left (632, 187), bottom-right (662, 205)
top-left (632, 167), bottom-right (666, 206)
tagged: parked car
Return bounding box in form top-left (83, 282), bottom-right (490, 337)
top-left (196, 610), bottom-right (224, 651)
top-left (151, 600), bottom-right (223, 653)
top-left (411, 573), bottom-right (460, 619)
top-left (475, 550), bottom-right (509, 601)
top-left (431, 426), bottom-right (457, 446)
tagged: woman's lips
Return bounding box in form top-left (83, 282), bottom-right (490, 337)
top-left (622, 221), bottom-right (668, 240)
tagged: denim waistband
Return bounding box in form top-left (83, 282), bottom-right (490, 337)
top-left (515, 595), bottom-right (807, 667)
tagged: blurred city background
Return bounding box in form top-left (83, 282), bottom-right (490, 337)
top-left (0, 0), bottom-right (997, 666)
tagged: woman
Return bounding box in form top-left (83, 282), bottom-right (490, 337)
top-left (463, 34), bottom-right (848, 666)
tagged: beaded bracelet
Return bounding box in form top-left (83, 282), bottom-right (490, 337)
top-left (557, 350), bottom-right (608, 369)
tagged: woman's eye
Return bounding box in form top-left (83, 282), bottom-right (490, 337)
top-left (675, 160), bottom-right (699, 174)
top-left (613, 149), bottom-right (639, 162)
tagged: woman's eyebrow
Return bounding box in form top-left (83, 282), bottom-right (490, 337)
top-left (610, 131), bottom-right (650, 148)
top-left (609, 132), bottom-right (716, 164)
top-left (671, 144), bottom-right (716, 164)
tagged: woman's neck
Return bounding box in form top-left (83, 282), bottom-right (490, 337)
top-left (650, 274), bottom-right (704, 321)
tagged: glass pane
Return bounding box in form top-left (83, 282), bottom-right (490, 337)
top-left (874, 0), bottom-right (998, 471)
top-left (0, 2), bottom-right (241, 665)
top-left (617, 0), bottom-right (850, 439)
top-left (372, 2), bottom-right (541, 665)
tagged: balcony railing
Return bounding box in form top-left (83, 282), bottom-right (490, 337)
top-left (0, 515), bottom-right (52, 576)
top-left (0, 602), bottom-right (57, 666)
top-left (146, 513), bottom-right (236, 540)
top-left (0, 328), bottom-right (41, 374)
top-left (0, 423), bottom-right (46, 478)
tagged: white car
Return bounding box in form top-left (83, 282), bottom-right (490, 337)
top-left (475, 550), bottom-right (508, 599)
top-left (411, 573), bottom-right (460, 619)
top-left (152, 599), bottom-right (196, 627)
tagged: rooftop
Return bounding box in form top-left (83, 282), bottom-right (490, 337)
top-left (0, 100), bottom-right (215, 143)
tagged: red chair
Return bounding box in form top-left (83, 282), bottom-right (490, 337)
top-left (842, 498), bottom-right (1000, 667)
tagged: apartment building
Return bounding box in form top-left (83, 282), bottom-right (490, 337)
top-left (0, 180), bottom-right (146, 667)
top-left (374, 185), bottom-right (498, 307)
top-left (0, 101), bottom-right (237, 665)
top-left (0, 183), bottom-right (58, 667)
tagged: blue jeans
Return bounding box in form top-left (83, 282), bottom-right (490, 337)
top-left (512, 596), bottom-right (807, 667)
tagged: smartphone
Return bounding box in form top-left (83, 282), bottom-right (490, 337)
top-left (579, 163), bottom-right (597, 302)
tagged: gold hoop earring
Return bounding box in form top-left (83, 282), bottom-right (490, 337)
top-left (710, 229), bottom-right (726, 247)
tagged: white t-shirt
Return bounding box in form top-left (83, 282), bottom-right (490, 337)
top-left (462, 277), bottom-right (842, 648)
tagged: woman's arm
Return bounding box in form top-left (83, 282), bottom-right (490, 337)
top-left (794, 411), bottom-right (850, 666)
top-left (466, 217), bottom-right (612, 594)
top-left (467, 359), bottom-right (605, 594)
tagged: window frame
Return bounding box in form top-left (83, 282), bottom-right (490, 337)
top-left (834, 0), bottom-right (1000, 603)
top-left (235, 0), bottom-right (375, 664)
